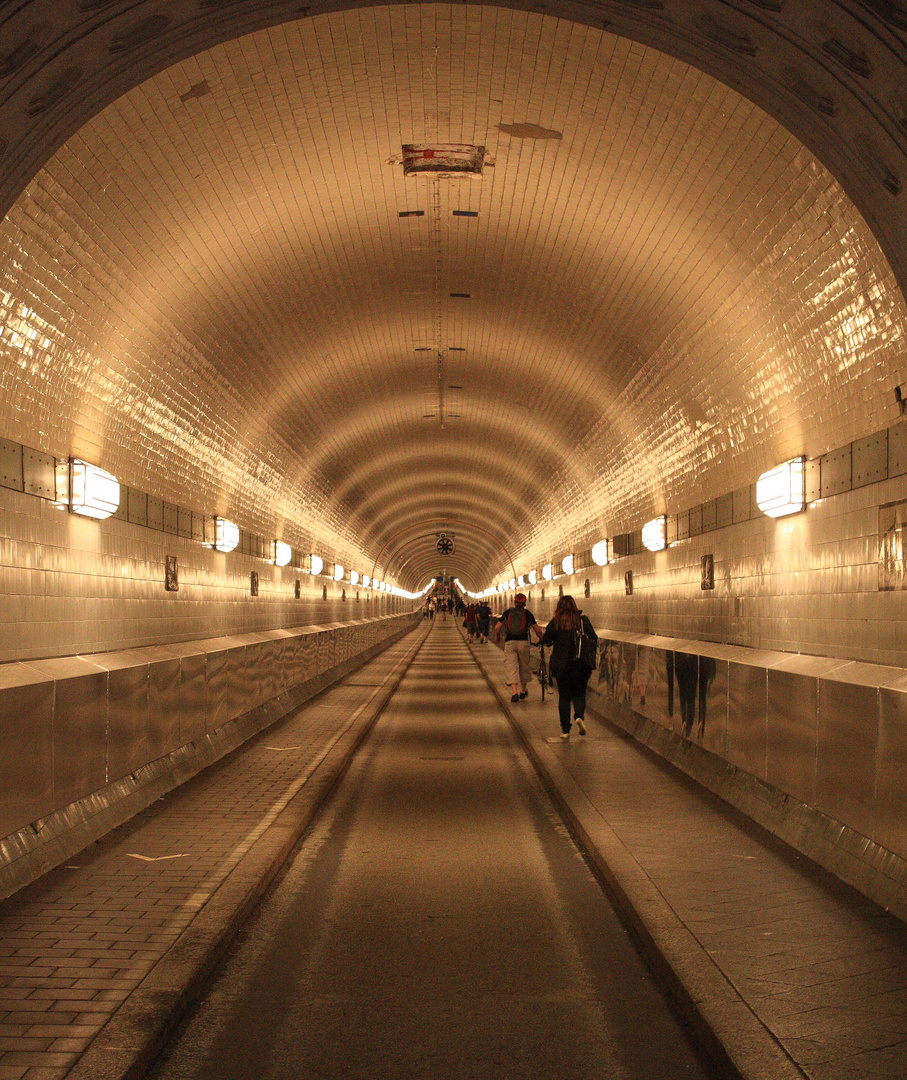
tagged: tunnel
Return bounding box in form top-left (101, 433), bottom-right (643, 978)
top-left (0, 1), bottom-right (906, 1076)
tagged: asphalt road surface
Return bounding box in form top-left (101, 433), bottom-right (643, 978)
top-left (148, 620), bottom-right (711, 1080)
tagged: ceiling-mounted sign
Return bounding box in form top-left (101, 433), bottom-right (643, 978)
top-left (437, 534), bottom-right (455, 556)
top-left (402, 144), bottom-right (486, 179)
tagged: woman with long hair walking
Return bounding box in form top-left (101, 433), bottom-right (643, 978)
top-left (540, 595), bottom-right (598, 739)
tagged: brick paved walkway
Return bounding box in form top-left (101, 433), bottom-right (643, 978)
top-left (0, 629), bottom-right (426, 1080)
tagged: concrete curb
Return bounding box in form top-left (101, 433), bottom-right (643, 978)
top-left (65, 623), bottom-right (430, 1080)
top-left (469, 631), bottom-right (806, 1080)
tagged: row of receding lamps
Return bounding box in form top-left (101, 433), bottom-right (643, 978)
top-left (63, 458), bottom-right (430, 600)
top-left (460, 458), bottom-right (805, 599)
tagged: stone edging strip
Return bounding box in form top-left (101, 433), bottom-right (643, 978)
top-left (65, 622), bottom-right (429, 1080)
top-left (471, 633), bottom-right (806, 1080)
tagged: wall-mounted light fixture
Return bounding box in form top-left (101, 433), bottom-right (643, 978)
top-left (517, 575), bottom-right (526, 586)
top-left (214, 517), bottom-right (239, 553)
top-left (350, 570), bottom-right (360, 585)
top-left (333, 564), bottom-right (345, 581)
top-left (310, 555), bottom-right (324, 575)
top-left (756, 457), bottom-right (806, 518)
top-left (528, 569), bottom-right (537, 585)
top-left (591, 540), bottom-right (610, 566)
top-left (362, 574), bottom-right (371, 587)
top-left (642, 516), bottom-right (667, 552)
top-left (562, 554), bottom-right (575, 575)
top-left (272, 540), bottom-right (292, 566)
top-left (542, 563), bottom-right (553, 581)
top-left (69, 459), bottom-right (120, 519)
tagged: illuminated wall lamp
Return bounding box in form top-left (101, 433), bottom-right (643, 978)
top-left (757, 457), bottom-right (806, 518)
top-left (528, 569), bottom-right (537, 585)
top-left (542, 563), bottom-right (553, 581)
top-left (562, 554), bottom-right (575, 575)
top-left (517, 575), bottom-right (526, 587)
top-left (69, 459), bottom-right (120, 519)
top-left (591, 540), bottom-right (610, 566)
top-left (350, 570), bottom-right (360, 585)
top-left (214, 517), bottom-right (239, 553)
top-left (272, 540), bottom-right (292, 566)
top-left (642, 516), bottom-right (667, 552)
top-left (363, 574), bottom-right (371, 587)
top-left (333, 563), bottom-right (345, 581)
top-left (310, 555), bottom-right (324, 576)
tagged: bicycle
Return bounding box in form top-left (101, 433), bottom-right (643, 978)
top-left (535, 642), bottom-right (552, 701)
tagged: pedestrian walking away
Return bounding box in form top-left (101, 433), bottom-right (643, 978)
top-left (463, 602), bottom-right (478, 642)
top-left (540, 594), bottom-right (598, 738)
top-left (475, 599), bottom-right (492, 643)
top-left (495, 592), bottom-right (543, 701)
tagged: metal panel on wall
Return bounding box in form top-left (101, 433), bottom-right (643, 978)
top-left (767, 669), bottom-right (818, 806)
top-left (43, 661), bottom-right (108, 807)
top-left (877, 685), bottom-right (907, 859)
top-left (147, 656), bottom-right (181, 760)
top-left (727, 662), bottom-right (767, 779)
top-left (176, 650), bottom-right (208, 745)
top-left (820, 445), bottom-right (853, 498)
top-left (815, 679), bottom-right (878, 839)
top-left (0, 439), bottom-right (23, 492)
top-left (696, 656), bottom-right (728, 756)
top-left (0, 672), bottom-right (54, 837)
top-left (103, 659), bottom-right (150, 782)
top-left (852, 432), bottom-right (888, 488)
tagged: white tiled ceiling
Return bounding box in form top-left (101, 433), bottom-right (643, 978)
top-left (0, 5), bottom-right (905, 589)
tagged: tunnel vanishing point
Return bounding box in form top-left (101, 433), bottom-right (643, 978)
top-left (1, 0), bottom-right (907, 918)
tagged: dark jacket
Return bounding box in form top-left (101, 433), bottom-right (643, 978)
top-left (541, 613), bottom-right (598, 678)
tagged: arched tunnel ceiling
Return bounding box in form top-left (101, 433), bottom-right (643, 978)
top-left (1, 3), bottom-right (906, 590)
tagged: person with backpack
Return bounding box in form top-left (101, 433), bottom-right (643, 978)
top-left (540, 594), bottom-right (599, 739)
top-left (475, 600), bottom-right (492, 644)
top-left (494, 593), bottom-right (543, 702)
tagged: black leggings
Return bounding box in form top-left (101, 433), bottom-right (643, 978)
top-left (555, 662), bottom-right (592, 733)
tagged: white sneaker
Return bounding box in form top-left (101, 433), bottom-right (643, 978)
top-left (575, 718), bottom-right (586, 736)
top-left (560, 732), bottom-right (570, 740)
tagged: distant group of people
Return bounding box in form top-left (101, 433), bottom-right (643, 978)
top-left (427, 589), bottom-right (598, 740)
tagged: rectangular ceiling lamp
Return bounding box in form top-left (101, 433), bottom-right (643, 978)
top-left (591, 540), bottom-right (610, 566)
top-left (757, 458), bottom-right (806, 517)
top-left (69, 459), bottom-right (120, 519)
top-left (272, 540), bottom-right (291, 566)
top-left (402, 144), bottom-right (486, 178)
top-left (214, 517), bottom-right (239, 552)
top-left (642, 516), bottom-right (668, 552)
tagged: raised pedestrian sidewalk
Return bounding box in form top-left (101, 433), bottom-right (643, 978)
top-left (468, 628), bottom-right (907, 1080)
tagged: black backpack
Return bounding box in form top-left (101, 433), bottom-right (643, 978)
top-left (504, 608), bottom-right (528, 636)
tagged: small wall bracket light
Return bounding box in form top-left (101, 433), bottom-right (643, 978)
top-left (756, 457), bottom-right (806, 517)
top-left (528, 569), bottom-right (538, 585)
top-left (69, 459), bottom-right (120, 519)
top-left (333, 563), bottom-right (345, 581)
top-left (214, 517), bottom-right (239, 552)
top-left (272, 540), bottom-right (292, 566)
top-left (350, 570), bottom-right (360, 585)
top-left (591, 540), bottom-right (610, 566)
top-left (562, 554), bottom-right (575, 575)
top-left (542, 563), bottom-right (553, 581)
top-left (310, 554), bottom-right (324, 576)
top-left (642, 516), bottom-right (668, 552)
